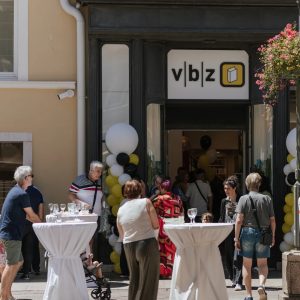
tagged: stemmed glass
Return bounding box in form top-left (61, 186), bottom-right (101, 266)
top-left (187, 208), bottom-right (197, 223)
top-left (53, 204), bottom-right (59, 215)
top-left (60, 203), bottom-right (66, 213)
top-left (48, 203), bottom-right (54, 215)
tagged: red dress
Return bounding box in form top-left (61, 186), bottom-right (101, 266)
top-left (152, 192), bottom-right (183, 278)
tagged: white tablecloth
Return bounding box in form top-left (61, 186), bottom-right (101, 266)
top-left (33, 222), bottom-right (97, 300)
top-left (48, 212), bottom-right (98, 223)
top-left (164, 223), bottom-right (233, 300)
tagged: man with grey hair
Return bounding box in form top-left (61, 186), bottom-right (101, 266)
top-left (0, 166), bottom-right (41, 300)
top-left (68, 161), bottom-right (104, 254)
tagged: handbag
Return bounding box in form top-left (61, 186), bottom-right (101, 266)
top-left (249, 196), bottom-right (273, 246)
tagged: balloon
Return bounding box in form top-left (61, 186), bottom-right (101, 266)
top-left (284, 232), bottom-right (294, 246)
top-left (286, 128), bottom-right (296, 157)
top-left (107, 194), bottom-right (119, 207)
top-left (113, 242), bottom-right (122, 255)
top-left (197, 154), bottom-right (209, 169)
top-left (286, 172), bottom-right (296, 186)
top-left (285, 193), bottom-right (294, 206)
top-left (111, 184), bottom-right (122, 198)
top-left (108, 234), bottom-right (118, 247)
top-left (287, 154), bottom-right (294, 163)
top-left (283, 164), bottom-right (293, 175)
top-left (206, 148), bottom-right (217, 164)
top-left (105, 123), bottom-right (139, 155)
top-left (113, 263), bottom-right (121, 274)
top-left (129, 153), bottom-right (139, 165)
top-left (279, 241), bottom-right (293, 252)
top-left (284, 212), bottom-right (294, 226)
top-left (110, 164), bottom-right (124, 177)
top-left (106, 154), bottom-right (117, 167)
top-left (118, 173), bottom-right (132, 186)
top-left (290, 158), bottom-right (297, 170)
top-left (206, 167), bottom-right (216, 181)
top-left (200, 135), bottom-right (212, 150)
top-left (105, 175), bottom-right (119, 187)
top-left (282, 223), bottom-right (291, 233)
top-left (283, 204), bottom-right (292, 213)
top-left (111, 204), bottom-right (120, 217)
top-left (116, 152), bottom-right (130, 166)
top-left (124, 163), bottom-right (138, 176)
top-left (291, 224), bottom-right (295, 233)
top-left (110, 251), bottom-right (120, 264)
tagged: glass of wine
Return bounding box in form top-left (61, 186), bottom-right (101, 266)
top-left (48, 203), bottom-right (54, 215)
top-left (60, 203), bottom-right (66, 213)
top-left (187, 208), bottom-right (197, 223)
top-left (53, 203), bottom-right (59, 215)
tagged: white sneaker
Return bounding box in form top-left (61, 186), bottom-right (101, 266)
top-left (234, 284), bottom-right (243, 291)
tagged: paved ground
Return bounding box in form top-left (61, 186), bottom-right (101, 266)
top-left (10, 269), bottom-right (282, 300)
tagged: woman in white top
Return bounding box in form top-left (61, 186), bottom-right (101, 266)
top-left (117, 180), bottom-right (160, 300)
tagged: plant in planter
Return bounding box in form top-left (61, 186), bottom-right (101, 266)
top-left (255, 23), bottom-right (300, 106)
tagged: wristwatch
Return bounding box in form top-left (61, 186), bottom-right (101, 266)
top-left (234, 237), bottom-right (239, 242)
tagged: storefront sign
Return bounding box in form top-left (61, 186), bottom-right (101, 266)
top-left (168, 50), bottom-right (249, 99)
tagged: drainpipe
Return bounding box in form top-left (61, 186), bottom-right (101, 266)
top-left (59, 0), bottom-right (85, 175)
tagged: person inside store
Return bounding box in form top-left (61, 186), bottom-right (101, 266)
top-left (0, 166), bottom-right (41, 300)
top-left (68, 160), bottom-right (104, 253)
top-left (117, 179), bottom-right (160, 300)
top-left (185, 168), bottom-right (213, 223)
top-left (20, 182), bottom-right (44, 280)
top-left (152, 179), bottom-right (184, 278)
top-left (234, 172), bottom-right (276, 300)
top-left (148, 174), bottom-right (163, 200)
top-left (218, 175), bottom-right (243, 291)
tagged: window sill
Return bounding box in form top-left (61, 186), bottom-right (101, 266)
top-left (0, 81), bottom-right (76, 89)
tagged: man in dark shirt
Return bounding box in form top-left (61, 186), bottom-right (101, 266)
top-left (0, 166), bottom-right (41, 300)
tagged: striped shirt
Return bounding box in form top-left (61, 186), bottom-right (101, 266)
top-left (69, 174), bottom-right (103, 216)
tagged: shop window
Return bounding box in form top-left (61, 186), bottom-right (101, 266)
top-left (101, 44), bottom-right (129, 163)
top-left (0, 0), bottom-right (28, 80)
top-left (147, 104), bottom-right (162, 187)
top-left (252, 105), bottom-right (273, 190)
top-left (0, 132), bottom-right (32, 209)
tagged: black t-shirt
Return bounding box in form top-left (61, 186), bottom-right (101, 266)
top-left (25, 185), bottom-right (43, 225)
top-left (0, 185), bottom-right (31, 240)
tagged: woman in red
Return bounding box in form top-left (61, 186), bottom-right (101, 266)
top-left (152, 179), bottom-right (184, 278)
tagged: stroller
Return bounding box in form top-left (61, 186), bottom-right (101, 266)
top-left (81, 252), bottom-right (111, 300)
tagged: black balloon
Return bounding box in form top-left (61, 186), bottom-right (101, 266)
top-left (200, 135), bottom-right (212, 150)
top-left (124, 163), bottom-right (137, 176)
top-left (116, 152), bottom-right (130, 166)
top-left (287, 172), bottom-right (296, 186)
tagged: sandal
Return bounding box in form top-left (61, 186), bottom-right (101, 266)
top-left (258, 285), bottom-right (267, 300)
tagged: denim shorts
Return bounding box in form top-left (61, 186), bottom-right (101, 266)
top-left (240, 227), bottom-right (270, 259)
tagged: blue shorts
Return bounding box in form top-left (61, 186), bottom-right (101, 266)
top-left (240, 227), bottom-right (270, 259)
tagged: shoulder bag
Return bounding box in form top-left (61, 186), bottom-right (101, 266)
top-left (249, 196), bottom-right (272, 246)
top-left (194, 181), bottom-right (208, 209)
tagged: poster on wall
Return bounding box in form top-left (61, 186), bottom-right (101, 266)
top-left (168, 50), bottom-right (249, 100)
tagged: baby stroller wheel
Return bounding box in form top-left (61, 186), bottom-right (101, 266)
top-left (91, 288), bottom-right (101, 299)
top-left (100, 290), bottom-right (111, 300)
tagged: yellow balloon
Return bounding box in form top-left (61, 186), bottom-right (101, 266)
top-left (113, 263), bottom-right (121, 274)
top-left (107, 194), bottom-right (119, 207)
top-left (206, 167), bottom-right (216, 181)
top-left (287, 154), bottom-right (294, 163)
top-left (112, 204), bottom-right (120, 217)
top-left (283, 204), bottom-right (292, 213)
top-left (282, 223), bottom-right (292, 233)
top-left (284, 212), bottom-right (294, 226)
top-left (197, 154), bottom-right (209, 169)
top-left (111, 184), bottom-right (122, 198)
top-left (285, 193), bottom-right (294, 207)
top-left (110, 251), bottom-right (120, 264)
top-left (105, 175), bottom-right (119, 188)
top-left (129, 153), bottom-right (139, 165)
top-left (116, 196), bottom-right (124, 204)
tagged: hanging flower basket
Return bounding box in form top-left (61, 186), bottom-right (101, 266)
top-left (255, 23), bottom-right (300, 106)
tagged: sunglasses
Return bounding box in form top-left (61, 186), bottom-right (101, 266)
top-left (26, 174), bottom-right (34, 178)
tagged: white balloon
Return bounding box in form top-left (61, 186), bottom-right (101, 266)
top-left (106, 154), bottom-right (117, 167)
top-left (114, 242), bottom-right (122, 255)
top-left (284, 232), bottom-right (294, 246)
top-left (110, 164), bottom-right (124, 177)
top-left (283, 164), bottom-right (293, 175)
top-left (290, 158), bottom-right (297, 171)
top-left (286, 128), bottom-right (297, 158)
top-left (108, 234), bottom-right (118, 247)
top-left (206, 149), bottom-right (217, 164)
top-left (118, 173), bottom-right (132, 186)
top-left (279, 241), bottom-right (293, 252)
top-left (105, 123), bottom-right (139, 155)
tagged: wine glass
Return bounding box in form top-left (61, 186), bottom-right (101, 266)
top-left (60, 203), bottom-right (66, 213)
top-left (187, 208), bottom-right (197, 223)
top-left (48, 203), bottom-right (54, 215)
top-left (53, 204), bottom-right (59, 215)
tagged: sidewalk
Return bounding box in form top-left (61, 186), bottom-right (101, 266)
top-left (10, 270), bottom-right (282, 300)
